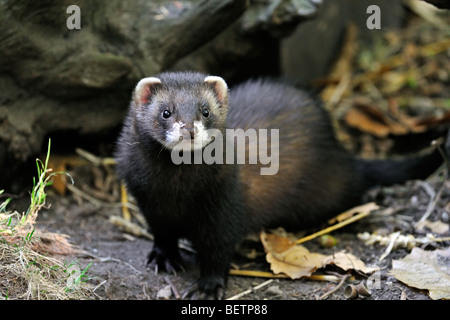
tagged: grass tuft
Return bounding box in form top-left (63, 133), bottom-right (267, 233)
top-left (0, 140), bottom-right (95, 300)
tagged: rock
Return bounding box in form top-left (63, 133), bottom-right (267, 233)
top-left (266, 285), bottom-right (284, 296)
top-left (157, 285), bottom-right (173, 300)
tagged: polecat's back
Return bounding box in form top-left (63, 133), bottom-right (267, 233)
top-left (227, 79), bottom-right (363, 230)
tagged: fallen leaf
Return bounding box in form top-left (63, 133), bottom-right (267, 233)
top-left (345, 105), bottom-right (391, 137)
top-left (4, 229), bottom-right (79, 256)
top-left (330, 251), bottom-right (379, 274)
top-left (416, 219), bottom-right (449, 234)
top-left (260, 231), bottom-right (330, 279)
top-left (390, 247), bottom-right (450, 300)
top-left (32, 231), bottom-right (79, 255)
top-left (47, 155), bottom-right (68, 195)
top-left (344, 99), bottom-right (409, 137)
top-left (261, 231), bottom-right (378, 279)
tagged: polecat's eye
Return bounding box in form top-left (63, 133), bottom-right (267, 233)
top-left (162, 110), bottom-right (171, 119)
top-left (202, 108), bottom-right (210, 118)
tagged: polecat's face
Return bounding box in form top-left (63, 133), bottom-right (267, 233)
top-left (132, 73), bottom-right (228, 151)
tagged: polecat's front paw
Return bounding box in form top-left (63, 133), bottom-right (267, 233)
top-left (183, 275), bottom-right (226, 300)
top-left (147, 246), bottom-right (184, 275)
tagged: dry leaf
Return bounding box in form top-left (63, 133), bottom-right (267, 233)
top-left (330, 251), bottom-right (379, 274)
top-left (345, 96), bottom-right (450, 139)
top-left (390, 247), bottom-right (450, 300)
top-left (416, 220), bottom-right (449, 234)
top-left (345, 105), bottom-right (391, 137)
top-left (260, 231), bottom-right (296, 253)
top-left (47, 155), bottom-right (68, 195)
top-left (260, 231), bottom-right (330, 279)
top-left (3, 229), bottom-right (78, 256)
top-left (261, 231), bottom-right (378, 279)
top-left (344, 99), bottom-right (409, 137)
top-left (32, 231), bottom-right (79, 256)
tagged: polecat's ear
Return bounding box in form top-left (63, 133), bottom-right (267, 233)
top-left (204, 76), bottom-right (228, 105)
top-left (133, 77), bottom-right (162, 106)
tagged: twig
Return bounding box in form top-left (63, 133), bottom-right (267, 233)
top-left (121, 183), bottom-right (131, 221)
top-left (379, 231), bottom-right (400, 262)
top-left (327, 72), bottom-right (351, 108)
top-left (75, 148), bottom-right (116, 166)
top-left (228, 269), bottom-right (347, 282)
top-left (92, 280), bottom-right (107, 293)
top-left (142, 283), bottom-right (150, 300)
top-left (296, 203), bottom-right (377, 245)
top-left (109, 215), bottom-right (153, 240)
top-left (86, 253), bottom-right (142, 275)
top-left (165, 276), bottom-right (181, 300)
top-left (318, 273), bottom-right (352, 300)
top-left (66, 183), bottom-right (139, 211)
top-left (415, 181), bottom-right (445, 229)
top-left (404, 0), bottom-right (449, 31)
top-left (226, 279), bottom-right (274, 300)
top-left (229, 269), bottom-right (287, 278)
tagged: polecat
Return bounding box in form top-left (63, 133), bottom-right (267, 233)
top-left (115, 71), bottom-right (444, 299)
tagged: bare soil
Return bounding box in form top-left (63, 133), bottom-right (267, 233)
top-left (29, 163), bottom-right (449, 301)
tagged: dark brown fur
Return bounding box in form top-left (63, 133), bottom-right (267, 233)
top-left (228, 79), bottom-right (363, 230)
top-left (115, 72), bottom-right (444, 299)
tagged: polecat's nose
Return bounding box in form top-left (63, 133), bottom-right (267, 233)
top-left (183, 124), bottom-right (195, 140)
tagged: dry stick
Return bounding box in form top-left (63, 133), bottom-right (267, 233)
top-left (75, 148), bottom-right (116, 166)
top-left (68, 182), bottom-right (117, 211)
top-left (86, 253), bottom-right (142, 275)
top-left (318, 273), bottom-right (352, 300)
top-left (109, 215), bottom-right (154, 240)
top-left (92, 280), bottom-right (108, 295)
top-left (229, 270), bottom-right (288, 279)
top-left (164, 276), bottom-right (181, 300)
top-left (326, 72), bottom-right (351, 109)
top-left (66, 183), bottom-right (133, 209)
top-left (226, 279), bottom-right (274, 300)
top-left (415, 180), bottom-right (445, 229)
top-left (379, 231), bottom-right (401, 262)
top-left (296, 210), bottom-right (372, 245)
top-left (229, 269), bottom-right (348, 282)
top-left (120, 183), bottom-right (131, 221)
top-left (142, 283), bottom-right (151, 300)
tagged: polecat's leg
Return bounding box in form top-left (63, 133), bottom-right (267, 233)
top-left (147, 231), bottom-right (184, 275)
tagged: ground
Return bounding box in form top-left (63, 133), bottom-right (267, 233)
top-left (29, 162), bottom-right (448, 300)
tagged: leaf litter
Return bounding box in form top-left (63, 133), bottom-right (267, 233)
top-left (390, 247), bottom-right (450, 300)
top-left (259, 212), bottom-right (380, 281)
